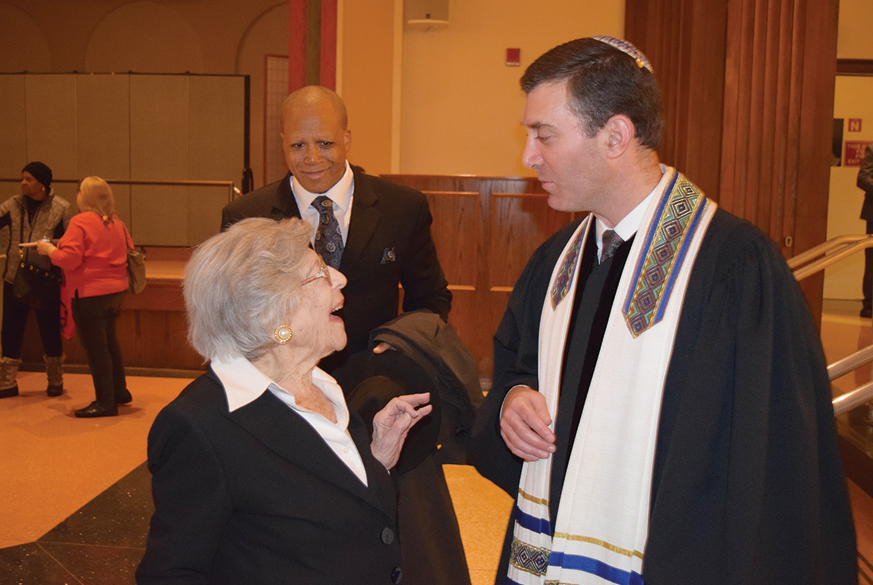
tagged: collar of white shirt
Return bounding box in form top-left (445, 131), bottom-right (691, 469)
top-left (290, 160), bottom-right (354, 216)
top-left (595, 165), bottom-right (666, 256)
top-left (211, 354), bottom-right (347, 426)
top-left (211, 354), bottom-right (369, 485)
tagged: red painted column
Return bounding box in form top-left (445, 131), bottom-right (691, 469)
top-left (288, 0), bottom-right (307, 92)
top-left (320, 0), bottom-right (337, 90)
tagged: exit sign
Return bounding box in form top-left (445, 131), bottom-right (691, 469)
top-left (845, 140), bottom-right (871, 166)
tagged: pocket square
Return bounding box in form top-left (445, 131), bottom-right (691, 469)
top-left (381, 248), bottom-right (396, 264)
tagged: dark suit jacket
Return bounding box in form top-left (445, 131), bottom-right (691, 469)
top-left (859, 144), bottom-right (873, 221)
top-left (221, 168), bottom-right (452, 371)
top-left (136, 370), bottom-right (403, 585)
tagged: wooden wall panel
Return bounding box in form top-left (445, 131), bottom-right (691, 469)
top-left (792, 0), bottom-right (840, 320)
top-left (627, 0), bottom-right (838, 322)
top-left (383, 174), bottom-right (565, 381)
top-left (626, 0), bottom-right (728, 201)
top-left (20, 277), bottom-right (204, 372)
top-left (490, 194), bottom-right (574, 290)
top-left (424, 191), bottom-right (478, 287)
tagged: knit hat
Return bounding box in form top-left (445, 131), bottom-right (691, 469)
top-left (22, 162), bottom-right (52, 191)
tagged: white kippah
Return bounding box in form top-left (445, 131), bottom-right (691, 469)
top-left (592, 35), bottom-right (654, 73)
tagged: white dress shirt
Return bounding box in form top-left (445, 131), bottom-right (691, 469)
top-left (291, 161), bottom-right (355, 247)
top-left (594, 166), bottom-right (666, 261)
top-left (211, 354), bottom-right (369, 486)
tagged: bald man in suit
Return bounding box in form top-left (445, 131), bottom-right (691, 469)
top-left (222, 86), bottom-right (452, 373)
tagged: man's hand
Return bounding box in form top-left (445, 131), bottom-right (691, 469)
top-left (372, 342), bottom-right (393, 354)
top-left (500, 385), bottom-right (556, 461)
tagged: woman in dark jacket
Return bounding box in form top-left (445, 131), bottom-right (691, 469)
top-left (136, 217), bottom-right (431, 585)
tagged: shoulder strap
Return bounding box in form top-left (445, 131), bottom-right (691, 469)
top-left (18, 214), bottom-right (28, 262)
top-left (121, 222), bottom-right (134, 251)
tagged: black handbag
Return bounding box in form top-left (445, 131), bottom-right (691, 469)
top-left (12, 247), bottom-right (61, 310)
top-left (12, 219), bottom-right (61, 310)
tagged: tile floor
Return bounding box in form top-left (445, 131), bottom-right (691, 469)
top-left (1, 303), bottom-right (871, 584)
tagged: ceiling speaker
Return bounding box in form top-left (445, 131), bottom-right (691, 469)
top-left (405, 0), bottom-right (449, 31)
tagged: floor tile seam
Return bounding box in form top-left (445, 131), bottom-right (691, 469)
top-left (34, 541), bottom-right (85, 585)
top-left (36, 539), bottom-right (147, 551)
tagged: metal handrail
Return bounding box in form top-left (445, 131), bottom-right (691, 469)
top-left (791, 234), bottom-right (873, 416)
top-left (834, 382), bottom-right (873, 417)
top-left (790, 235), bottom-right (873, 281)
top-left (829, 346), bottom-right (873, 416)
top-left (0, 177), bottom-right (236, 201)
top-left (828, 345), bottom-right (873, 380)
top-left (0, 178), bottom-right (236, 247)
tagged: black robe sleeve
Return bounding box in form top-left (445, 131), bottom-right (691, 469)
top-left (643, 210), bottom-right (856, 585)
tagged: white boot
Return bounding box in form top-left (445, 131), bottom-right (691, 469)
top-left (0, 357), bottom-right (21, 398)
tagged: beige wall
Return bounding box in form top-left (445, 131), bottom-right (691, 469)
top-left (338, 0), bottom-right (397, 177)
top-left (1, 0), bottom-right (871, 250)
top-left (398, 0), bottom-right (624, 177)
top-left (838, 0), bottom-right (873, 59)
top-left (826, 1), bottom-right (873, 300)
top-left (0, 0), bottom-right (626, 181)
top-left (0, 0), bottom-right (286, 75)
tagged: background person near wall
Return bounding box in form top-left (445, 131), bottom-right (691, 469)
top-left (0, 162), bottom-right (71, 399)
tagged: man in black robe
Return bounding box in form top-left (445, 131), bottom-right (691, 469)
top-left (469, 37), bottom-right (857, 585)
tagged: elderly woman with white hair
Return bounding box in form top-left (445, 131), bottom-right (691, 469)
top-left (136, 217), bottom-right (430, 585)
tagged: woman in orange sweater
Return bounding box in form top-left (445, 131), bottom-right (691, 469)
top-left (36, 177), bottom-right (133, 418)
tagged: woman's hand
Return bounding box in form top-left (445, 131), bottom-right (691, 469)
top-left (35, 240), bottom-right (56, 257)
top-left (370, 392), bottom-right (432, 470)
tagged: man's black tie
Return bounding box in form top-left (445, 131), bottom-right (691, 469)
top-left (600, 229), bottom-right (623, 264)
top-left (312, 196), bottom-right (344, 269)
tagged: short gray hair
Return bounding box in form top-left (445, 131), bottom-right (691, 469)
top-left (184, 217), bottom-right (312, 362)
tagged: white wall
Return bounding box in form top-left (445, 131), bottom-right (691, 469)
top-left (399, 0), bottom-right (624, 176)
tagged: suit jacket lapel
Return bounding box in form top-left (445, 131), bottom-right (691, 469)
top-left (341, 168), bottom-right (379, 270)
top-left (270, 173), bottom-right (302, 220)
top-left (219, 378), bottom-right (394, 521)
top-left (347, 409), bottom-right (398, 520)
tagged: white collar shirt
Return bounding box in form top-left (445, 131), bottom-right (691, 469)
top-left (291, 161), bottom-right (355, 247)
top-left (211, 354), bottom-right (369, 486)
top-left (594, 166), bottom-right (666, 261)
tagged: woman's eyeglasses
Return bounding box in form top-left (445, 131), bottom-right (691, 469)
top-left (301, 256), bottom-right (332, 286)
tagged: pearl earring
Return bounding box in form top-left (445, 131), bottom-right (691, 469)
top-left (273, 324), bottom-right (293, 344)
